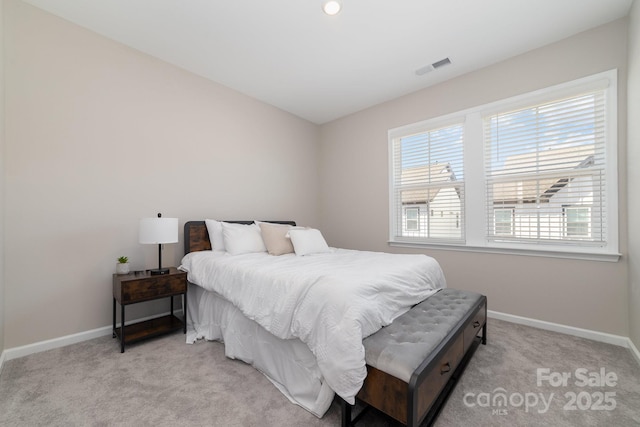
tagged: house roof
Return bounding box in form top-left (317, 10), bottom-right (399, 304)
top-left (400, 145), bottom-right (595, 205)
top-left (400, 163), bottom-right (457, 204)
top-left (491, 144), bottom-right (596, 204)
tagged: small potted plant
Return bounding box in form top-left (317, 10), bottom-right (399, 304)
top-left (116, 256), bottom-right (130, 275)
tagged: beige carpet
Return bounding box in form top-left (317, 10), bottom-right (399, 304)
top-left (1, 318), bottom-right (639, 426)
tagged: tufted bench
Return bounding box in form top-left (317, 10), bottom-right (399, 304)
top-left (341, 288), bottom-right (487, 427)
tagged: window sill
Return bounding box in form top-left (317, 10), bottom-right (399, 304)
top-left (388, 240), bottom-right (621, 262)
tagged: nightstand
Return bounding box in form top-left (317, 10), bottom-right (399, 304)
top-left (112, 267), bottom-right (187, 353)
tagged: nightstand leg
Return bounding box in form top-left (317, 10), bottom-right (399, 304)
top-left (170, 295), bottom-right (174, 316)
top-left (120, 303), bottom-right (125, 353)
top-left (112, 298), bottom-right (116, 338)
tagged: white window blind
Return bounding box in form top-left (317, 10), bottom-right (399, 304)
top-left (389, 70), bottom-right (617, 260)
top-left (484, 90), bottom-right (606, 246)
top-left (390, 123), bottom-right (464, 243)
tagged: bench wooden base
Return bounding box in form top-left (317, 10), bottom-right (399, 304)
top-left (342, 296), bottom-right (487, 427)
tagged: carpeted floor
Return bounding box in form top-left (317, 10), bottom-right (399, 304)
top-left (1, 318), bottom-right (639, 426)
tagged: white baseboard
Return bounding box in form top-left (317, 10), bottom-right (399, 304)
top-left (628, 337), bottom-right (640, 367)
top-left (0, 350), bottom-right (6, 376)
top-left (488, 309), bottom-right (636, 350)
top-left (2, 310), bottom-right (183, 362)
top-left (4, 325), bottom-right (114, 361)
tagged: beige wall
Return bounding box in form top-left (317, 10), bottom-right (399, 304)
top-left (3, 0), bottom-right (319, 348)
top-left (628, 0), bottom-right (640, 349)
top-left (2, 0), bottom-right (636, 352)
top-left (319, 19), bottom-right (629, 336)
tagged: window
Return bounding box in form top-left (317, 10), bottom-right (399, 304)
top-left (389, 70), bottom-right (618, 261)
top-left (389, 122), bottom-right (464, 243)
top-left (494, 208), bottom-right (514, 236)
top-left (565, 206), bottom-right (591, 238)
top-left (405, 207), bottom-right (420, 231)
top-left (484, 91), bottom-right (605, 245)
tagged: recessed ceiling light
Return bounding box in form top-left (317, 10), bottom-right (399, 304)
top-left (322, 0), bottom-right (342, 16)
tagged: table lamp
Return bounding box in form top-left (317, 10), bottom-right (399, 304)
top-left (139, 213), bottom-right (179, 275)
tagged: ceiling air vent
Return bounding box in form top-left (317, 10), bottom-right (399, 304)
top-left (415, 57), bottom-right (452, 76)
top-left (432, 57), bottom-right (451, 69)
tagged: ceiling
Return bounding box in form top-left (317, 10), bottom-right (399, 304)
top-left (22, 0), bottom-right (633, 124)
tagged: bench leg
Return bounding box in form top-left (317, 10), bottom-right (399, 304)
top-left (482, 321), bottom-right (487, 345)
top-left (341, 398), bottom-right (353, 427)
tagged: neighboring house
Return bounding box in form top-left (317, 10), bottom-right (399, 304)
top-left (400, 163), bottom-right (462, 239)
top-left (489, 144), bottom-right (599, 242)
top-left (401, 145), bottom-right (598, 242)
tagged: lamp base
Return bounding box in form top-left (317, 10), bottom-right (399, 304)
top-left (149, 268), bottom-right (170, 276)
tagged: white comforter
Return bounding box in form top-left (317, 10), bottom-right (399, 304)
top-left (179, 248), bottom-right (446, 404)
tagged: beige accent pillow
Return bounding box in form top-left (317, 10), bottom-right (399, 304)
top-left (259, 222), bottom-right (294, 256)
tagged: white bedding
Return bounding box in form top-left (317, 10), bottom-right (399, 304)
top-left (179, 248), bottom-right (446, 406)
top-left (186, 284), bottom-right (335, 416)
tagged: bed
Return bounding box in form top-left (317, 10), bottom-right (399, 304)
top-left (179, 220), bottom-right (447, 417)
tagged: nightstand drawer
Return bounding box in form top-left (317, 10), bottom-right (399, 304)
top-left (113, 268), bottom-right (187, 304)
top-left (121, 275), bottom-right (185, 303)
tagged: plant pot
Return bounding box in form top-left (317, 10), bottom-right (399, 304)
top-left (116, 263), bottom-right (130, 275)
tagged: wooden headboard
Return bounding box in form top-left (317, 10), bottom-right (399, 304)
top-left (184, 220), bottom-right (297, 254)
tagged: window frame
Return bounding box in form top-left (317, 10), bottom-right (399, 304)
top-left (389, 70), bottom-right (619, 262)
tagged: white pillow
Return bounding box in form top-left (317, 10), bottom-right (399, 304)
top-left (287, 228), bottom-right (331, 256)
top-left (205, 219), bottom-right (225, 251)
top-left (222, 222), bottom-right (267, 255)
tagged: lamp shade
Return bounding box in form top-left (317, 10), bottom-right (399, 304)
top-left (139, 217), bottom-right (179, 244)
